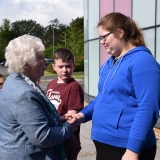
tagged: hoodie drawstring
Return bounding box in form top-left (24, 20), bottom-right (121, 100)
top-left (111, 56), bottom-right (124, 79)
top-left (102, 56), bottom-right (124, 93)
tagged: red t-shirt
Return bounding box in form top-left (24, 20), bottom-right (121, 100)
top-left (46, 77), bottom-right (84, 143)
top-left (46, 78), bottom-right (84, 116)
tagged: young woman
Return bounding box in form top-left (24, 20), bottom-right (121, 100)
top-left (67, 12), bottom-right (160, 160)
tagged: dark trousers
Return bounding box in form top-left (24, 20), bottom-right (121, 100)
top-left (93, 140), bottom-right (156, 160)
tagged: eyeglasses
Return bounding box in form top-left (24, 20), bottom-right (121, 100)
top-left (36, 56), bottom-right (46, 64)
top-left (99, 32), bottom-right (112, 41)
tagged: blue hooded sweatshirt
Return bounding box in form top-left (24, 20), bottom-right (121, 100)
top-left (81, 46), bottom-right (160, 154)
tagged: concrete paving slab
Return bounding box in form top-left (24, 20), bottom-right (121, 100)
top-left (78, 121), bottom-right (96, 160)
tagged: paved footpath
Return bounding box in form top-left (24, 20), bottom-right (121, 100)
top-left (156, 136), bottom-right (160, 160)
top-left (78, 121), bottom-right (96, 160)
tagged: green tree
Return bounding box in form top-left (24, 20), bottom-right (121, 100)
top-left (0, 19), bottom-right (45, 62)
top-left (43, 44), bottom-right (53, 59)
top-left (66, 17), bottom-right (84, 57)
top-left (0, 17), bottom-right (84, 72)
top-left (10, 20), bottom-right (44, 39)
top-left (0, 19), bottom-right (12, 62)
top-left (43, 19), bottom-right (69, 49)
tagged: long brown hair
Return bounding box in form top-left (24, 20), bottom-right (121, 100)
top-left (98, 12), bottom-right (146, 46)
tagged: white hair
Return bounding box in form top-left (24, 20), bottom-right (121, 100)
top-left (5, 34), bottom-right (45, 73)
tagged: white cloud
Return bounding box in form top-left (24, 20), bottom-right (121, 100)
top-left (0, 0), bottom-right (83, 27)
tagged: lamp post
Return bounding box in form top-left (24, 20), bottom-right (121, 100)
top-left (64, 33), bottom-right (66, 48)
top-left (52, 25), bottom-right (59, 53)
top-left (53, 27), bottom-right (54, 53)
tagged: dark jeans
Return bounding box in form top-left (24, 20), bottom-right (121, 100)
top-left (93, 140), bottom-right (156, 160)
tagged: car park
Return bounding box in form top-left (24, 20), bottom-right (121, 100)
top-left (45, 58), bottom-right (53, 66)
top-left (0, 61), bottom-right (8, 67)
top-left (1, 59), bottom-right (53, 67)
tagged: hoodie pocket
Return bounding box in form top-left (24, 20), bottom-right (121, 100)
top-left (114, 108), bottom-right (123, 129)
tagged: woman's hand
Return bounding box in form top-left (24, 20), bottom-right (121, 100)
top-left (122, 149), bottom-right (139, 160)
top-left (65, 112), bottom-right (85, 124)
top-left (61, 111), bottom-right (85, 131)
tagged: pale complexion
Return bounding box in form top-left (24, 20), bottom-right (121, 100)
top-left (98, 26), bottom-right (135, 59)
top-left (52, 59), bottom-right (75, 83)
top-left (24, 51), bottom-right (46, 83)
top-left (53, 58), bottom-right (77, 115)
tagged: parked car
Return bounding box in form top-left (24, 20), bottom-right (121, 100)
top-left (1, 59), bottom-right (53, 67)
top-left (45, 58), bottom-right (53, 66)
top-left (0, 61), bottom-right (8, 67)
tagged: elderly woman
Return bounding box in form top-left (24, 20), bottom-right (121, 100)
top-left (0, 35), bottom-right (73, 160)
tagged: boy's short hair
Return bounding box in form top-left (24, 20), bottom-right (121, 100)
top-left (53, 48), bottom-right (75, 63)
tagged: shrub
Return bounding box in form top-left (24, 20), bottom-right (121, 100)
top-left (45, 58), bottom-right (84, 73)
top-left (45, 64), bottom-right (56, 74)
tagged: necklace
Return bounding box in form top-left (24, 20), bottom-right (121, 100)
top-left (114, 47), bottom-right (134, 60)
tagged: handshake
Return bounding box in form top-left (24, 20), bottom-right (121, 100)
top-left (60, 112), bottom-right (85, 131)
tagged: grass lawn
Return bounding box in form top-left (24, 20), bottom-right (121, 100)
top-left (44, 71), bottom-right (56, 76)
top-left (44, 71), bottom-right (84, 79)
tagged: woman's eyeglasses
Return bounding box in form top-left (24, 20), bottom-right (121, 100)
top-left (99, 32), bottom-right (112, 41)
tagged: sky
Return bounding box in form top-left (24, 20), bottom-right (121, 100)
top-left (0, 0), bottom-right (83, 27)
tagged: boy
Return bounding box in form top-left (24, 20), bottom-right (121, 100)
top-left (0, 74), bottom-right (6, 91)
top-left (46, 48), bottom-right (84, 160)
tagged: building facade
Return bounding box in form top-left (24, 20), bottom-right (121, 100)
top-left (83, 0), bottom-right (160, 127)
